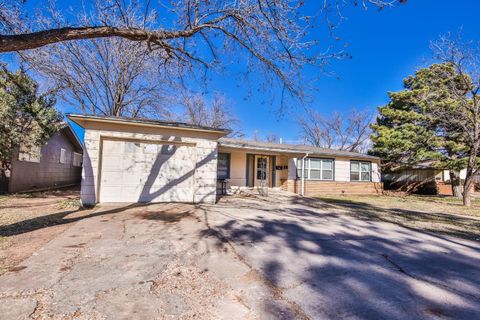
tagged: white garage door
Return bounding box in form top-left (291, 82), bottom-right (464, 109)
top-left (99, 139), bottom-right (196, 203)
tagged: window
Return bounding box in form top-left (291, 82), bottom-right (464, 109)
top-left (217, 153), bottom-right (230, 179)
top-left (73, 152), bottom-right (82, 167)
top-left (297, 158), bottom-right (334, 180)
top-left (351, 161), bottom-right (371, 182)
top-left (60, 148), bottom-right (67, 164)
top-left (18, 144), bottom-right (41, 163)
top-left (256, 157), bottom-right (267, 180)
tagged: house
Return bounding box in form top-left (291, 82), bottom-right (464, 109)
top-left (383, 165), bottom-right (477, 195)
top-left (67, 114), bottom-right (382, 205)
top-left (1, 124), bottom-right (83, 194)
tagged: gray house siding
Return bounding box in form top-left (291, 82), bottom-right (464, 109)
top-left (8, 129), bottom-right (82, 193)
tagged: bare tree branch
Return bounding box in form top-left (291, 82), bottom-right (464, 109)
top-left (297, 107), bottom-right (373, 152)
top-left (179, 92), bottom-right (242, 137)
top-left (429, 33), bottom-right (480, 206)
top-left (1, 0), bottom-right (406, 106)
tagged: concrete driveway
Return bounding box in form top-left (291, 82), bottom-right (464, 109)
top-left (205, 192), bottom-right (480, 319)
top-left (1, 192), bottom-right (480, 319)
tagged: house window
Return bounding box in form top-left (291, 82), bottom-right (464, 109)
top-left (60, 148), bottom-right (67, 164)
top-left (297, 158), bottom-right (334, 180)
top-left (217, 153), bottom-right (231, 179)
top-left (351, 161), bottom-right (371, 182)
top-left (18, 144), bottom-right (41, 163)
top-left (73, 152), bottom-right (82, 167)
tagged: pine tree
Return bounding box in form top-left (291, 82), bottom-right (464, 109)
top-left (0, 66), bottom-right (63, 180)
top-left (370, 63), bottom-right (469, 197)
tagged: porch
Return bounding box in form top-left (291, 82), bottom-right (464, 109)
top-left (217, 147), bottom-right (291, 192)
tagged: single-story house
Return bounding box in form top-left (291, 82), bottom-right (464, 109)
top-left (382, 165), bottom-right (478, 195)
top-left (67, 114), bottom-right (382, 205)
top-left (1, 124), bottom-right (83, 194)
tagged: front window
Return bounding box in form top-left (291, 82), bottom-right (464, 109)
top-left (297, 158), bottom-right (334, 180)
top-left (351, 161), bottom-right (371, 182)
top-left (217, 153), bottom-right (230, 179)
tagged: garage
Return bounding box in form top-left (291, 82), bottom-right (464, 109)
top-left (67, 114), bottom-right (229, 205)
top-left (99, 139), bottom-right (196, 203)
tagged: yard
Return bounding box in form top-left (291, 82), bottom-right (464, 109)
top-left (0, 188), bottom-right (83, 276)
top-left (1, 189), bottom-right (480, 319)
top-left (311, 193), bottom-right (480, 241)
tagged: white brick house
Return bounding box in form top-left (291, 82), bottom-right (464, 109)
top-left (68, 114), bottom-right (382, 206)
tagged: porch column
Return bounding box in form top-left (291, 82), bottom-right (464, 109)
top-left (271, 156), bottom-right (276, 187)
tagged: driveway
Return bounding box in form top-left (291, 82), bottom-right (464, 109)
top-left (0, 192), bottom-right (479, 319)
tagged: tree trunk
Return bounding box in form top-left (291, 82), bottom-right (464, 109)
top-left (449, 171), bottom-right (462, 198)
top-left (0, 26), bottom-right (199, 53)
top-left (462, 178), bottom-right (473, 207)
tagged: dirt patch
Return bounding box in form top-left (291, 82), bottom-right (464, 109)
top-left (136, 204), bottom-right (196, 223)
top-left (0, 187), bottom-right (83, 275)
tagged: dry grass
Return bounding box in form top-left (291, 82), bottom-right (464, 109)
top-left (309, 193), bottom-right (480, 241)
top-left (325, 194), bottom-right (480, 217)
top-left (0, 187), bottom-right (82, 275)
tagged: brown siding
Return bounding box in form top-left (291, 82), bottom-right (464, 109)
top-left (9, 130), bottom-right (82, 193)
top-left (287, 180), bottom-right (383, 195)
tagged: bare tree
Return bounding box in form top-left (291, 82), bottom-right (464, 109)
top-left (429, 34), bottom-right (480, 206)
top-left (1, 0), bottom-right (406, 106)
top-left (180, 92), bottom-right (241, 136)
top-left (265, 134), bottom-right (281, 143)
top-left (18, 3), bottom-right (177, 118)
top-left (298, 108), bottom-right (372, 152)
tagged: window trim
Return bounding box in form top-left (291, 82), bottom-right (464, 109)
top-left (217, 152), bottom-right (231, 180)
top-left (297, 157), bottom-right (335, 181)
top-left (60, 148), bottom-right (67, 164)
top-left (350, 160), bottom-right (372, 182)
top-left (72, 152), bottom-right (82, 167)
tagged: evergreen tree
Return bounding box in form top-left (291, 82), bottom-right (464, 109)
top-left (0, 66), bottom-right (63, 180)
top-left (370, 63), bottom-right (469, 197)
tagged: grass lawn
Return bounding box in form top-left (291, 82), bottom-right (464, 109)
top-left (313, 194), bottom-right (480, 241)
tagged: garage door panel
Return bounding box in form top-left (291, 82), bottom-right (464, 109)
top-left (99, 186), bottom-right (122, 202)
top-left (103, 140), bottom-right (125, 155)
top-left (138, 188), bottom-right (193, 203)
top-left (99, 140), bottom-right (197, 203)
top-left (101, 156), bottom-right (124, 170)
top-left (101, 171), bottom-right (124, 186)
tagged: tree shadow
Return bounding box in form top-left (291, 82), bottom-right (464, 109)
top-left (0, 204), bottom-right (139, 237)
top-left (293, 196), bottom-right (480, 242)
top-left (200, 195), bottom-right (480, 319)
top-left (138, 144), bottom-right (216, 203)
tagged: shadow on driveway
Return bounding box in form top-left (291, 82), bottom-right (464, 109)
top-left (202, 193), bottom-right (480, 319)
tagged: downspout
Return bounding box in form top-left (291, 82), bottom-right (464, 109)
top-left (301, 153), bottom-right (309, 196)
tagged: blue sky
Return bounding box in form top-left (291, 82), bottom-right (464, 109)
top-left (214, 0), bottom-right (480, 142)
top-left (3, 1), bottom-right (480, 142)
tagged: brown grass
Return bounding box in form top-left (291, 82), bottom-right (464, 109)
top-left (309, 193), bottom-right (480, 241)
top-left (0, 187), bottom-right (81, 275)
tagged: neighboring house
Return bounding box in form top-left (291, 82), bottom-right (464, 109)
top-left (67, 114), bottom-right (382, 206)
top-left (383, 164), bottom-right (478, 195)
top-left (1, 124), bottom-right (83, 194)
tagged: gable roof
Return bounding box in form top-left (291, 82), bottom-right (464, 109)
top-left (67, 114), bottom-right (231, 135)
top-left (61, 122), bottom-right (83, 152)
top-left (219, 138), bottom-right (380, 160)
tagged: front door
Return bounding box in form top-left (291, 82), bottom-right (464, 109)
top-left (254, 156), bottom-right (269, 187)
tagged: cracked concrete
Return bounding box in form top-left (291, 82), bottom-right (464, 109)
top-left (0, 202), bottom-right (300, 319)
top-left (204, 192), bottom-right (480, 320)
top-left (1, 193), bottom-right (480, 319)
